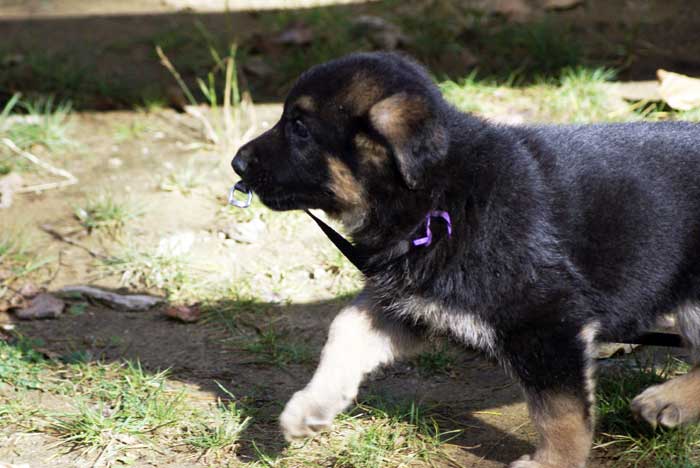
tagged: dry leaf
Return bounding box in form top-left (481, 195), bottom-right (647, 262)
top-left (164, 304), bottom-right (201, 323)
top-left (657, 69), bottom-right (700, 111)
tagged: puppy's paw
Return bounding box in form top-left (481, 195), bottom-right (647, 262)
top-left (280, 390), bottom-right (338, 441)
top-left (631, 382), bottom-right (698, 429)
top-left (509, 454), bottom-right (582, 468)
top-left (509, 455), bottom-right (545, 468)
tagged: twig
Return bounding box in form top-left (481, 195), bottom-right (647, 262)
top-left (39, 224), bottom-right (106, 260)
top-left (223, 54), bottom-right (235, 151)
top-left (184, 105), bottom-right (219, 144)
top-left (156, 46), bottom-right (198, 107)
top-left (1, 137), bottom-right (78, 192)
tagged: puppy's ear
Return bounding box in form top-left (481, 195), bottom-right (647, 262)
top-left (369, 93), bottom-right (448, 189)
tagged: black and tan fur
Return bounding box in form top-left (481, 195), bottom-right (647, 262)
top-left (231, 52), bottom-right (700, 468)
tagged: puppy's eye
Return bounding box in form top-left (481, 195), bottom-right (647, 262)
top-left (292, 119), bottom-right (310, 139)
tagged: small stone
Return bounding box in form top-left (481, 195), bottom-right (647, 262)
top-left (14, 293), bottom-right (65, 320)
top-left (492, 0), bottom-right (532, 21)
top-left (351, 15), bottom-right (409, 50)
top-left (0, 173), bottom-right (23, 209)
top-left (542, 0), bottom-right (583, 10)
top-left (108, 157), bottom-right (123, 168)
top-left (274, 23), bottom-right (314, 45)
top-left (19, 282), bottom-right (40, 298)
top-left (223, 218), bottom-right (266, 244)
top-left (243, 56), bottom-right (274, 78)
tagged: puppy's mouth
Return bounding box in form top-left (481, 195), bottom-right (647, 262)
top-left (257, 189), bottom-right (326, 211)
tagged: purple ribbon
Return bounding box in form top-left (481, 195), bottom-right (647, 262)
top-left (412, 210), bottom-right (452, 247)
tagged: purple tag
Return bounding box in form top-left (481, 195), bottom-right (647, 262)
top-left (412, 210), bottom-right (452, 247)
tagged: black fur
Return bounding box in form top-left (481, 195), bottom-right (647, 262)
top-left (232, 52), bottom-right (700, 464)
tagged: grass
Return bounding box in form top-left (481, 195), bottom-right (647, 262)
top-left (0, 94), bottom-right (74, 176)
top-left (480, 19), bottom-right (583, 79)
top-left (440, 66), bottom-right (700, 124)
top-left (0, 338), bottom-right (250, 461)
top-left (0, 230), bottom-right (50, 300)
top-left (184, 384), bottom-right (252, 455)
top-left (414, 344), bottom-right (455, 377)
top-left (242, 328), bottom-right (313, 367)
top-left (295, 399), bottom-right (459, 468)
top-left (101, 244), bottom-right (190, 294)
top-left (158, 160), bottom-right (205, 195)
top-left (113, 119), bottom-right (149, 143)
top-left (595, 357), bottom-right (700, 467)
top-left (74, 192), bottom-right (144, 234)
top-left (0, 95), bottom-right (73, 154)
top-left (157, 29), bottom-right (257, 154)
top-left (1, 333), bottom-right (460, 467)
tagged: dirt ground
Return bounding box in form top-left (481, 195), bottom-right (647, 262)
top-left (2, 1), bottom-right (698, 467)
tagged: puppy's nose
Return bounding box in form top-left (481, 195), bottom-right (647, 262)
top-left (232, 145), bottom-right (252, 177)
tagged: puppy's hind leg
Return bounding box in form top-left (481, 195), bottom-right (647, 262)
top-left (632, 302), bottom-right (700, 428)
top-left (280, 291), bottom-right (424, 441)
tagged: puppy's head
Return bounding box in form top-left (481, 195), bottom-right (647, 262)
top-left (232, 52), bottom-right (449, 225)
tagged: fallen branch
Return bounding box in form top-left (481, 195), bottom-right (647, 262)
top-left (1, 138), bottom-right (78, 193)
top-left (39, 224), bottom-right (106, 259)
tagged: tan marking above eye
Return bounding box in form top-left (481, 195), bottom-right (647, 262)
top-left (327, 156), bottom-right (364, 208)
top-left (294, 95), bottom-right (316, 113)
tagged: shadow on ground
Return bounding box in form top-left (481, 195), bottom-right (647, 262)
top-left (8, 289), bottom-right (533, 465)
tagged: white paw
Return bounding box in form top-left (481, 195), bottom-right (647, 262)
top-left (509, 455), bottom-right (544, 468)
top-left (280, 390), bottom-right (342, 441)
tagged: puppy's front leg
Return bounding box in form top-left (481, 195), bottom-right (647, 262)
top-left (280, 292), bottom-right (423, 440)
top-left (506, 321), bottom-right (598, 468)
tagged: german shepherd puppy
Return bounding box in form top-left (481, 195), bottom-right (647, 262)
top-left (232, 52), bottom-right (700, 467)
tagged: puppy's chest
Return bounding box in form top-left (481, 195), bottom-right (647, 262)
top-left (394, 295), bottom-right (497, 353)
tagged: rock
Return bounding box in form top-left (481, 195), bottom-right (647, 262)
top-left (492, 0), bottom-right (532, 21)
top-left (221, 217), bottom-right (266, 244)
top-left (59, 285), bottom-right (163, 311)
top-left (19, 282), bottom-right (40, 298)
top-left (542, 0), bottom-right (584, 10)
top-left (108, 158), bottom-right (123, 168)
top-left (243, 56), bottom-right (274, 78)
top-left (657, 69), bottom-right (700, 111)
top-left (164, 304), bottom-right (201, 323)
top-left (14, 293), bottom-right (64, 320)
top-left (157, 231), bottom-right (195, 256)
top-left (274, 23), bottom-right (314, 45)
top-left (351, 15), bottom-right (409, 50)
